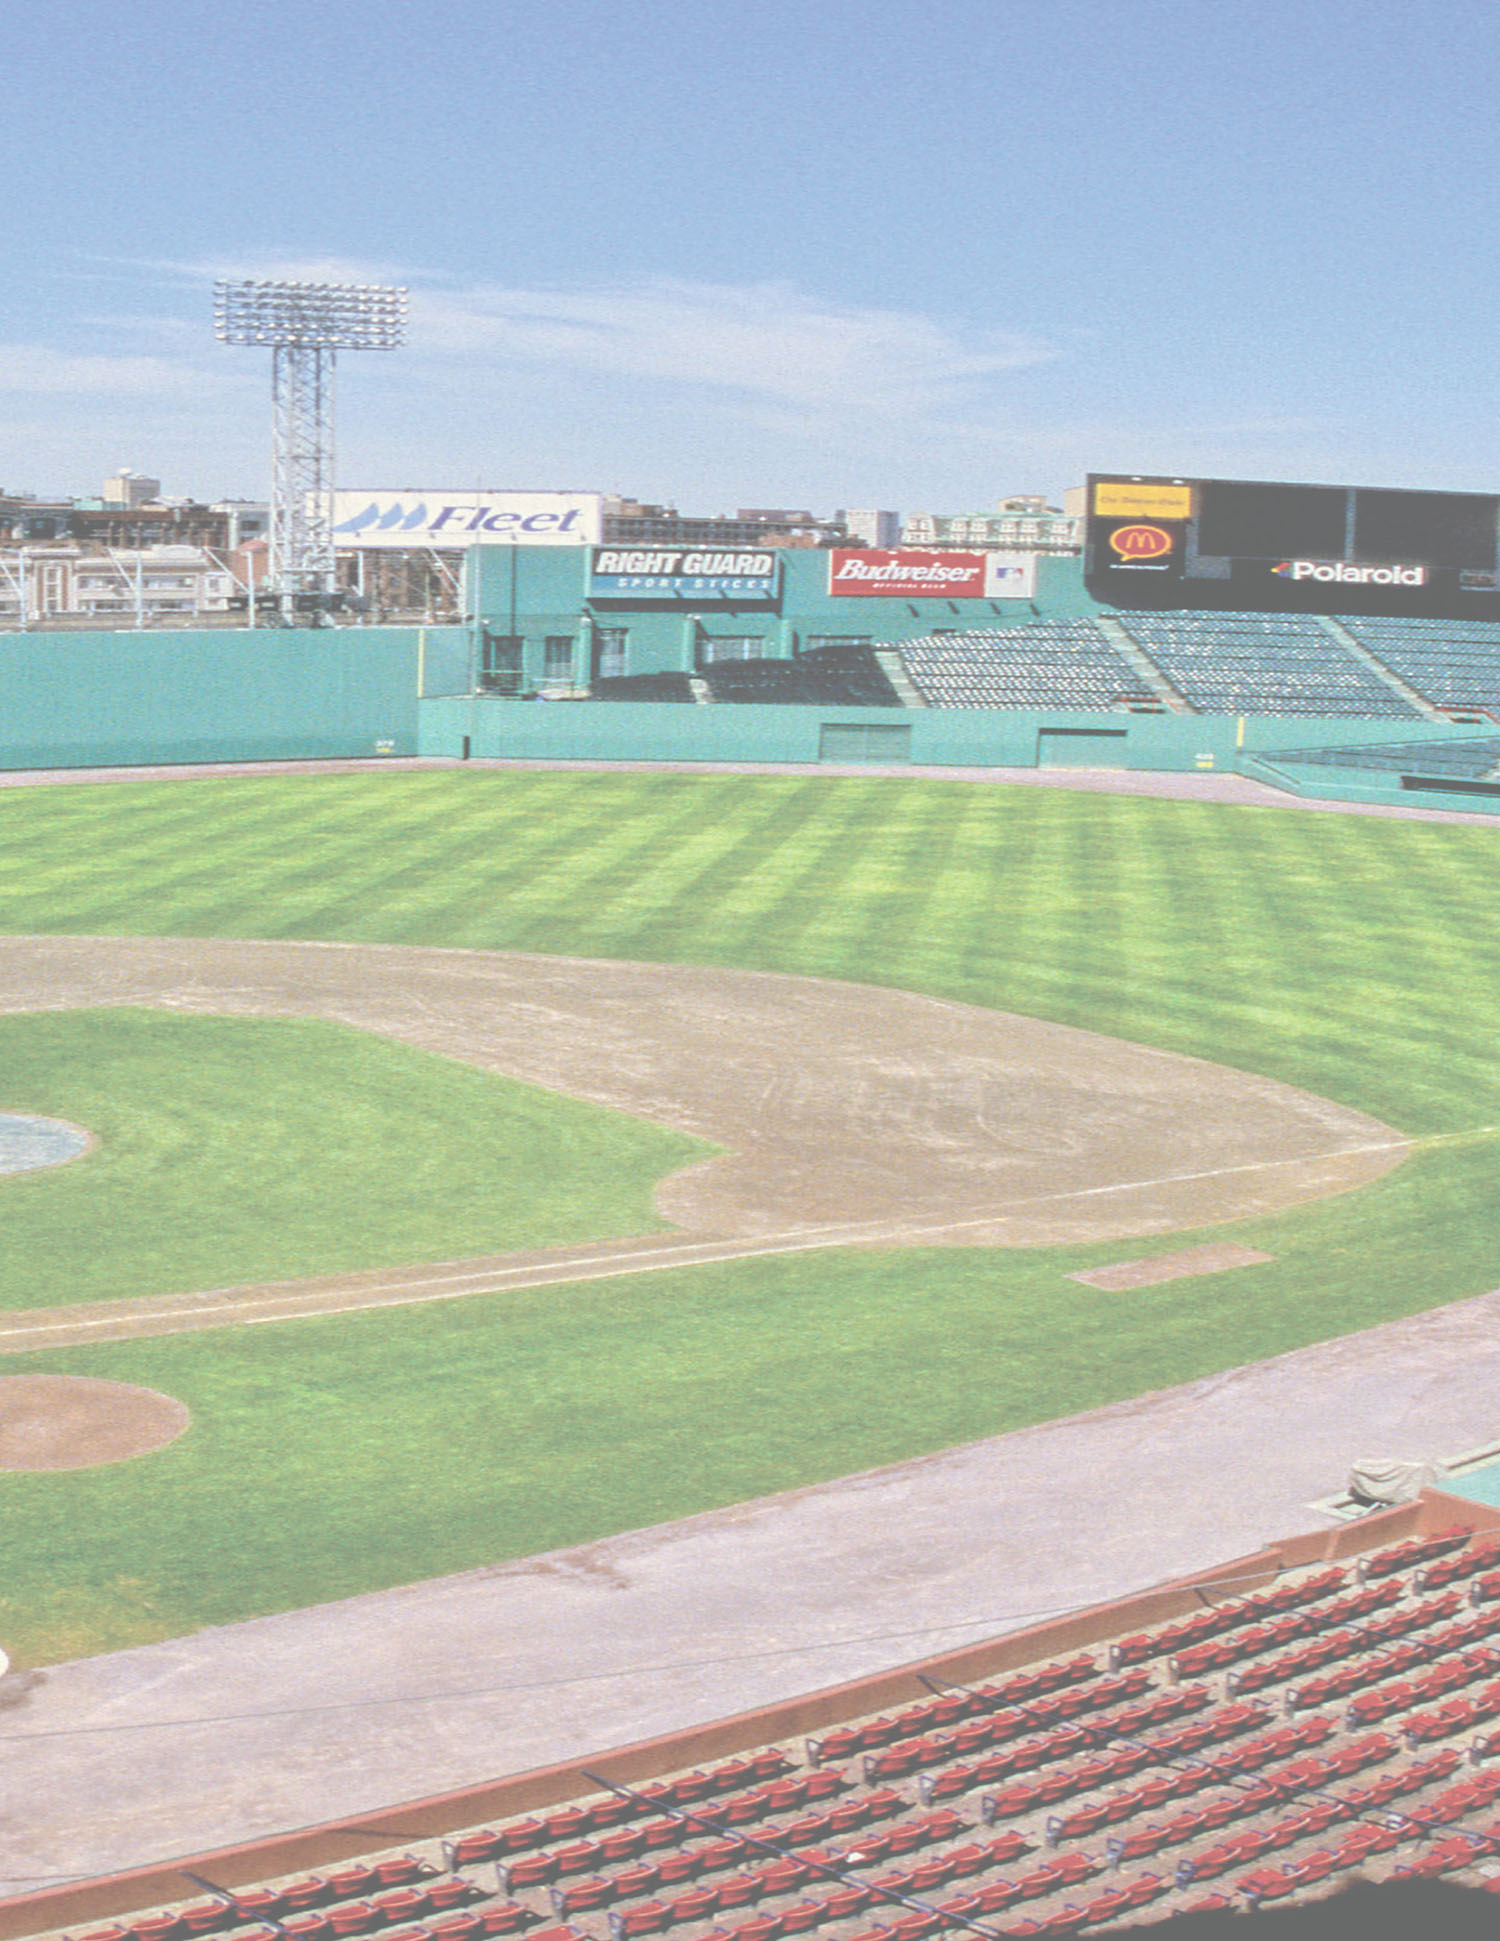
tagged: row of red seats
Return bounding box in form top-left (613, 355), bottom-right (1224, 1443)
top-left (1166, 1579), bottom-right (1434, 1686)
top-left (650, 1852), bottom-right (1104, 1941)
top-left (542, 1809), bottom-right (991, 1916)
top-left (73, 1903), bottom-right (521, 1941)
top-left (501, 1795), bottom-right (911, 1895)
top-left (861, 1671), bottom-right (1155, 1782)
top-left (601, 1833), bottom-right (1038, 1938)
top-left (1357, 1526), bottom-right (1475, 1582)
top-left (805, 1660), bottom-right (1099, 1766)
top-left (81, 1857), bottom-right (447, 1941)
top-left (914, 1687), bottom-right (1211, 1817)
top-left (1225, 1581), bottom-right (1449, 1695)
top-left (1349, 1651), bottom-right (1500, 1728)
top-left (1393, 1829), bottom-right (1497, 1879)
top-left (444, 1756), bottom-right (797, 1868)
top-left (1404, 1678), bottom-right (1500, 1743)
top-left (1010, 1711), bottom-right (1340, 1843)
top-left (1415, 1536), bottom-right (1500, 1592)
top-left (1273, 1596), bottom-right (1475, 1711)
top-left (1106, 1566), bottom-right (1347, 1668)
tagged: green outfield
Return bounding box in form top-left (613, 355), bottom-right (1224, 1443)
top-left (2, 767), bottom-right (1499, 1664)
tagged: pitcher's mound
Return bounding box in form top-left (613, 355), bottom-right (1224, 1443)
top-left (0, 1375), bottom-right (190, 1470)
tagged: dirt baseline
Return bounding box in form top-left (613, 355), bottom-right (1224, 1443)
top-left (0, 936), bottom-right (1406, 1248)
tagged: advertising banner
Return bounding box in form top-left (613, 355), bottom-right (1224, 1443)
top-left (828, 550), bottom-right (1036, 600)
top-left (1092, 480), bottom-right (1194, 521)
top-left (332, 491), bottom-right (602, 548)
top-left (588, 547), bottom-right (781, 602)
top-left (1084, 472), bottom-right (1500, 619)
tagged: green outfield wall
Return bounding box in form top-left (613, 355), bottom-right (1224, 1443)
top-left (416, 692), bottom-right (1491, 780)
top-left (0, 626), bottom-right (465, 769)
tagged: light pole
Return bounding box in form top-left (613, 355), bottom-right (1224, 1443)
top-left (213, 280), bottom-right (407, 624)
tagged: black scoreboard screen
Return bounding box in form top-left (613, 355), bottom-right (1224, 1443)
top-left (1084, 474), bottom-right (1500, 618)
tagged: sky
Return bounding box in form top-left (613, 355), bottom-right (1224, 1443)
top-left (2, 0), bottom-right (1499, 515)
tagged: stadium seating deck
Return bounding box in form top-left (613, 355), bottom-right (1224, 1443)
top-left (42, 1517), bottom-right (1500, 1941)
top-left (894, 626), bottom-right (1150, 712)
top-left (1335, 617), bottom-right (1500, 714)
top-left (578, 614), bottom-right (1500, 722)
top-left (1109, 614), bottom-right (1423, 719)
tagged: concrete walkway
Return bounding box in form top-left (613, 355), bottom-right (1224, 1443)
top-left (2, 1284), bottom-right (1498, 1898)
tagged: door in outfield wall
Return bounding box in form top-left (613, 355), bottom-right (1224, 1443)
top-left (818, 723), bottom-right (913, 764)
top-left (1036, 727), bottom-right (1129, 768)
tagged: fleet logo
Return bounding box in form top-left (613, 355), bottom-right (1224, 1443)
top-left (1272, 559), bottom-right (1427, 587)
top-left (1108, 524), bottom-right (1174, 561)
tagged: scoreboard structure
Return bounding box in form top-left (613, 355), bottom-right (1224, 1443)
top-left (1084, 474), bottom-right (1500, 619)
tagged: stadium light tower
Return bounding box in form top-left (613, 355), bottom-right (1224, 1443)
top-left (214, 280), bottom-right (407, 621)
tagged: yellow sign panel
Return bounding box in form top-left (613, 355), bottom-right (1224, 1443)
top-left (1094, 481), bottom-right (1194, 520)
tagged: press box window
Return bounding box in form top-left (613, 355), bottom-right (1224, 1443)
top-left (543, 635), bottom-right (574, 680)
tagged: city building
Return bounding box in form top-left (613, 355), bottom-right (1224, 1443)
top-left (0, 544), bottom-right (243, 627)
top-left (901, 495), bottom-right (1082, 553)
top-left (602, 499), bottom-right (852, 548)
top-left (838, 508), bottom-right (902, 549)
top-left (102, 469), bottom-right (162, 508)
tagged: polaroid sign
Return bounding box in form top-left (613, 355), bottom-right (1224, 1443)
top-left (1272, 559), bottom-right (1428, 587)
top-left (332, 491), bottom-right (602, 548)
top-left (588, 548), bottom-right (781, 602)
top-left (828, 550), bottom-right (1036, 599)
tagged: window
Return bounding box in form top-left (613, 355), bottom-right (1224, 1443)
top-left (698, 635), bottom-right (763, 664)
top-left (594, 627), bottom-right (628, 679)
top-left (480, 631), bottom-right (524, 692)
top-left (801, 635), bottom-right (873, 653)
top-left (543, 635), bottom-right (574, 681)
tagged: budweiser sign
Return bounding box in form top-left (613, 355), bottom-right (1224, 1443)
top-left (829, 550), bottom-right (996, 598)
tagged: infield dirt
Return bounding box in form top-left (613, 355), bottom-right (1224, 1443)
top-left (0, 934), bottom-right (1407, 1348)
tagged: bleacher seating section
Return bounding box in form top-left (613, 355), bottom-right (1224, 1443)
top-left (697, 650), bottom-right (901, 708)
top-left (1107, 614), bottom-right (1421, 718)
top-left (586, 613), bottom-right (1500, 723)
top-left (895, 626), bottom-right (1149, 711)
top-left (584, 614), bottom-right (1500, 723)
top-left (65, 1524), bottom-right (1500, 1941)
top-left (1336, 618), bottom-right (1500, 715)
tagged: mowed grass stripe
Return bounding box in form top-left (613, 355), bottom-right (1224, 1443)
top-left (0, 772), bottom-right (1497, 1125)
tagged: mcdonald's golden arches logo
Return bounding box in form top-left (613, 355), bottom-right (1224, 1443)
top-left (1108, 524), bottom-right (1174, 560)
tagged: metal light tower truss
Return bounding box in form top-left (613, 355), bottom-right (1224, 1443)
top-left (214, 280), bottom-right (406, 619)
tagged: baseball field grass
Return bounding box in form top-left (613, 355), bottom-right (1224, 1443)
top-left (0, 1008), bottom-right (707, 1311)
top-left (2, 766), bottom-right (1500, 1661)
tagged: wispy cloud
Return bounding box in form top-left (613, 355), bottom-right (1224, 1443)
top-left (0, 343), bottom-right (233, 398)
top-left (408, 278), bottom-right (1055, 414)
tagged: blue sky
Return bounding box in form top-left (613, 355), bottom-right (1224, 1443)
top-left (3, 0), bottom-right (1497, 514)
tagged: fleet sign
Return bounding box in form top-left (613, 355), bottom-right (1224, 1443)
top-left (588, 548), bottom-right (781, 602)
top-left (332, 491), bottom-right (602, 548)
top-left (828, 551), bottom-right (1037, 599)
